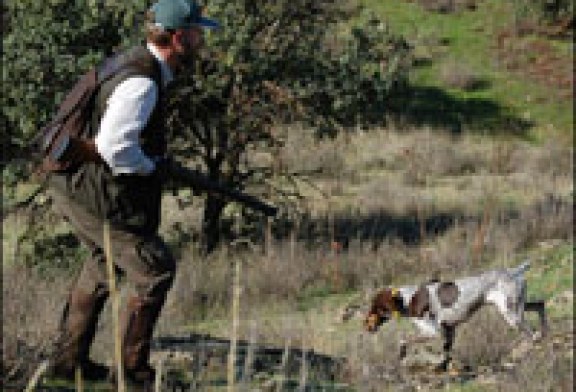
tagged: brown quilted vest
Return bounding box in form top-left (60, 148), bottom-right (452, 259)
top-left (50, 46), bottom-right (168, 235)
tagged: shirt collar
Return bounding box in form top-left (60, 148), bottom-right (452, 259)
top-left (147, 42), bottom-right (174, 87)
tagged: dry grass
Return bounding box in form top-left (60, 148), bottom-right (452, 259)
top-left (453, 307), bottom-right (516, 368)
top-left (2, 265), bottom-right (70, 380)
top-left (500, 346), bottom-right (574, 392)
top-left (2, 125), bottom-right (573, 389)
top-left (281, 127), bottom-right (572, 217)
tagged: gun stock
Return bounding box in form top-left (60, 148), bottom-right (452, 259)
top-left (168, 161), bottom-right (278, 217)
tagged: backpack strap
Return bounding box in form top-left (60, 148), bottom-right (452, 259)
top-left (97, 52), bottom-right (126, 84)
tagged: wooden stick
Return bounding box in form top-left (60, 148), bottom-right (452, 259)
top-left (24, 360), bottom-right (49, 392)
top-left (103, 221), bottom-right (125, 392)
top-left (154, 355), bottom-right (164, 392)
top-left (473, 205), bottom-right (491, 264)
top-left (297, 337), bottom-right (308, 392)
top-left (228, 258), bottom-right (241, 391)
top-left (241, 320), bottom-right (256, 387)
top-left (275, 334), bottom-right (291, 392)
top-left (75, 366), bottom-right (83, 392)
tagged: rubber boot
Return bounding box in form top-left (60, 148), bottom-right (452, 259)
top-left (121, 296), bottom-right (164, 386)
top-left (50, 287), bottom-right (109, 381)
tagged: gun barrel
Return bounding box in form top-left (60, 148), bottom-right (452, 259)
top-left (169, 162), bottom-right (278, 217)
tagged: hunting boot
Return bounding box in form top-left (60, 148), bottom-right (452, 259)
top-left (50, 286), bottom-right (110, 381)
top-left (120, 295), bottom-right (164, 386)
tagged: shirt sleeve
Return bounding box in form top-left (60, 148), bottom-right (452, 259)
top-left (95, 76), bottom-right (159, 175)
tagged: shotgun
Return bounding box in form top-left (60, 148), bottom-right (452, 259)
top-left (167, 160), bottom-right (278, 217)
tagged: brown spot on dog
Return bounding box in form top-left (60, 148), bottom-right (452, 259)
top-left (437, 282), bottom-right (459, 308)
top-left (408, 285), bottom-right (430, 317)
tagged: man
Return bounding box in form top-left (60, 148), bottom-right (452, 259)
top-left (47, 0), bottom-right (218, 386)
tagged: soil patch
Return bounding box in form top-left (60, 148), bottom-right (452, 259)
top-left (494, 24), bottom-right (573, 101)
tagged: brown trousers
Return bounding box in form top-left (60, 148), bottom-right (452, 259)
top-left (50, 189), bottom-right (175, 372)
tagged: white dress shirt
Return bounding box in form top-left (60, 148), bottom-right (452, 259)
top-left (95, 43), bottom-right (174, 175)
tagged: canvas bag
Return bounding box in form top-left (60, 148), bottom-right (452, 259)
top-left (34, 55), bottom-right (125, 173)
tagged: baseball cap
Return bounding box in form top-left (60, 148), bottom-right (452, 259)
top-left (150, 0), bottom-right (220, 30)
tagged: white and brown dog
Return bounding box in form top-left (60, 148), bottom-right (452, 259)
top-left (364, 261), bottom-right (547, 370)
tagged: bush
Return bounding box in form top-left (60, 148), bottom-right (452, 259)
top-left (167, 0), bottom-right (413, 249)
top-left (2, 0), bottom-right (149, 160)
top-left (510, 0), bottom-right (574, 26)
top-left (4, 1), bottom-right (414, 252)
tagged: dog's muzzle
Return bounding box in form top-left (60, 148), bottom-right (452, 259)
top-left (365, 313), bottom-right (382, 332)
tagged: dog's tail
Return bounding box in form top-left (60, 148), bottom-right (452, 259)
top-left (509, 260), bottom-right (531, 277)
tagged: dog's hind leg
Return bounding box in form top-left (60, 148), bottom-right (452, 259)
top-left (524, 300), bottom-right (548, 338)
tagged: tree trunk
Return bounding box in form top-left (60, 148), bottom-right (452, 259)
top-left (201, 194), bottom-right (226, 254)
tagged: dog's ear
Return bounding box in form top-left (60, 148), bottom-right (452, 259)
top-left (368, 288), bottom-right (393, 315)
top-left (365, 288), bottom-right (396, 331)
top-left (370, 289), bottom-right (387, 314)
top-left (408, 285), bottom-right (430, 317)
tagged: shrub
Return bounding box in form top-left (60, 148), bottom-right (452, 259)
top-left (3, 0), bottom-right (414, 251)
top-left (168, 0), bottom-right (413, 250)
top-left (417, 0), bottom-right (482, 13)
top-left (2, 0), bottom-right (149, 161)
top-left (509, 0), bottom-right (574, 27)
top-left (2, 264), bottom-right (70, 383)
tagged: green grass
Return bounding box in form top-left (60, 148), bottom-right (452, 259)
top-left (359, 0), bottom-right (573, 136)
top-left (526, 244), bottom-right (573, 301)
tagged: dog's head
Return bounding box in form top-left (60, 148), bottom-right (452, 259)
top-left (365, 288), bottom-right (405, 332)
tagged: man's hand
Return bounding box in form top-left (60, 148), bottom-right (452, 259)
top-left (54, 134), bottom-right (103, 167)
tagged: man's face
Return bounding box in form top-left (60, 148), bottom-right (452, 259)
top-left (172, 26), bottom-right (204, 69)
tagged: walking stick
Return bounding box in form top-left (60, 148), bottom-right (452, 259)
top-left (103, 221), bottom-right (125, 392)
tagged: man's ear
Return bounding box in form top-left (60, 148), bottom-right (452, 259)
top-left (408, 285), bottom-right (430, 317)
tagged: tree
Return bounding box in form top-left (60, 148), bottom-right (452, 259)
top-left (168, 0), bottom-right (412, 252)
top-left (2, 0), bottom-right (152, 264)
top-left (2, 0), bottom-right (413, 254)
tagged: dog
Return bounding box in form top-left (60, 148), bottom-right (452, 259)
top-left (364, 261), bottom-right (547, 371)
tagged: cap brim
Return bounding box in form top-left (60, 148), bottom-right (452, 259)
top-left (195, 16), bottom-right (220, 29)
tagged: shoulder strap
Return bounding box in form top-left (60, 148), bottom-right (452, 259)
top-left (32, 53), bottom-right (125, 154)
top-left (112, 46), bottom-right (163, 86)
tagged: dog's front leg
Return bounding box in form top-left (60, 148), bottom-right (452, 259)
top-left (435, 324), bottom-right (455, 372)
top-left (399, 318), bottom-right (441, 364)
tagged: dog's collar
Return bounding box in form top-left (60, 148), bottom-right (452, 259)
top-left (390, 287), bottom-right (401, 318)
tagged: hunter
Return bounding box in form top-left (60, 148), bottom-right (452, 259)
top-left (47, 0), bottom-right (219, 386)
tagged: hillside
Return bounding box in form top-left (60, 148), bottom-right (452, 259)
top-left (361, 0), bottom-right (573, 137)
top-left (2, 0), bottom-right (573, 390)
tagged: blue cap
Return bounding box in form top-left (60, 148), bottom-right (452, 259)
top-left (150, 0), bottom-right (220, 30)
